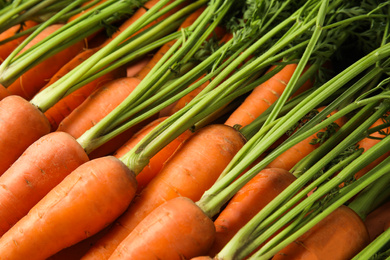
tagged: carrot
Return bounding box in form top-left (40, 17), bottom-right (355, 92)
top-left (364, 200), bottom-right (390, 241)
top-left (0, 83), bottom-right (10, 100)
top-left (0, 20), bottom-right (38, 63)
top-left (0, 131), bottom-right (89, 236)
top-left (272, 205), bottom-right (370, 260)
top-left (57, 77), bottom-right (141, 139)
top-left (225, 63), bottom-right (313, 128)
top-left (208, 168), bottom-right (297, 257)
top-left (0, 156), bottom-right (137, 260)
top-left (113, 116), bottom-right (192, 192)
top-left (266, 107), bottom-right (347, 171)
top-left (354, 117), bottom-right (390, 180)
top-left (81, 124), bottom-right (246, 259)
top-left (0, 95), bottom-right (51, 176)
top-left (108, 197), bottom-right (215, 260)
top-left (43, 48), bottom-right (127, 131)
top-left (6, 24), bottom-right (85, 100)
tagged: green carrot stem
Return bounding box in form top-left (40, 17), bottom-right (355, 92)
top-left (1, 0), bottom-right (89, 70)
top-left (0, 0), bottom-right (45, 29)
top-left (0, 0), bottom-right (131, 84)
top-left (219, 102), bottom-right (390, 259)
top-left (124, 5), bottom-right (312, 174)
top-left (253, 0), bottom-right (328, 152)
top-left (291, 65), bottom-right (385, 175)
top-left (76, 0), bottom-right (226, 150)
top-left (32, 0), bottom-right (203, 112)
top-left (197, 42), bottom-right (390, 218)
top-left (26, 0), bottom-right (175, 91)
top-left (348, 174), bottom-right (390, 221)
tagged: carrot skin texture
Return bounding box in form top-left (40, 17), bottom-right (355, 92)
top-left (0, 95), bottom-right (51, 176)
top-left (0, 84), bottom-right (10, 101)
top-left (272, 205), bottom-right (370, 260)
top-left (6, 24), bottom-right (85, 100)
top-left (108, 197), bottom-right (216, 260)
top-left (364, 200), bottom-right (390, 241)
top-left (208, 168), bottom-right (297, 257)
top-left (0, 21), bottom-right (38, 63)
top-left (57, 77), bottom-right (141, 139)
top-left (0, 131), bottom-right (89, 236)
top-left (114, 116), bottom-right (192, 192)
top-left (82, 124), bottom-right (246, 259)
top-left (225, 64), bottom-right (313, 128)
top-left (0, 156), bottom-right (137, 260)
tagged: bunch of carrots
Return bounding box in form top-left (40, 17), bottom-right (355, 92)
top-left (0, 0), bottom-right (390, 259)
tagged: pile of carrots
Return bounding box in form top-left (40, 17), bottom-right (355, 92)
top-left (0, 0), bottom-right (390, 259)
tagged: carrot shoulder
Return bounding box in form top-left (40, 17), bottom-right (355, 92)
top-left (6, 24), bottom-right (85, 100)
top-left (0, 95), bottom-right (51, 176)
top-left (0, 156), bottom-right (137, 260)
top-left (113, 116), bottom-right (193, 193)
top-left (225, 63), bottom-right (313, 128)
top-left (108, 197), bottom-right (215, 260)
top-left (81, 124), bottom-right (246, 259)
top-left (0, 131), bottom-right (89, 236)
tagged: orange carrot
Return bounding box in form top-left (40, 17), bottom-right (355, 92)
top-left (57, 77), bottom-right (141, 139)
top-left (225, 64), bottom-right (313, 128)
top-left (113, 116), bottom-right (192, 192)
top-left (81, 124), bottom-right (246, 259)
top-left (108, 197), bottom-right (215, 260)
top-left (354, 117), bottom-right (390, 180)
top-left (0, 156), bottom-right (137, 260)
top-left (364, 200), bottom-right (390, 241)
top-left (0, 95), bottom-right (51, 176)
top-left (43, 48), bottom-right (127, 131)
top-left (208, 168), bottom-right (297, 257)
top-left (0, 83), bottom-right (10, 101)
top-left (0, 131), bottom-right (89, 236)
top-left (0, 20), bottom-right (38, 63)
top-left (266, 107), bottom-right (347, 171)
top-left (6, 24), bottom-right (85, 100)
top-left (272, 205), bottom-right (370, 260)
